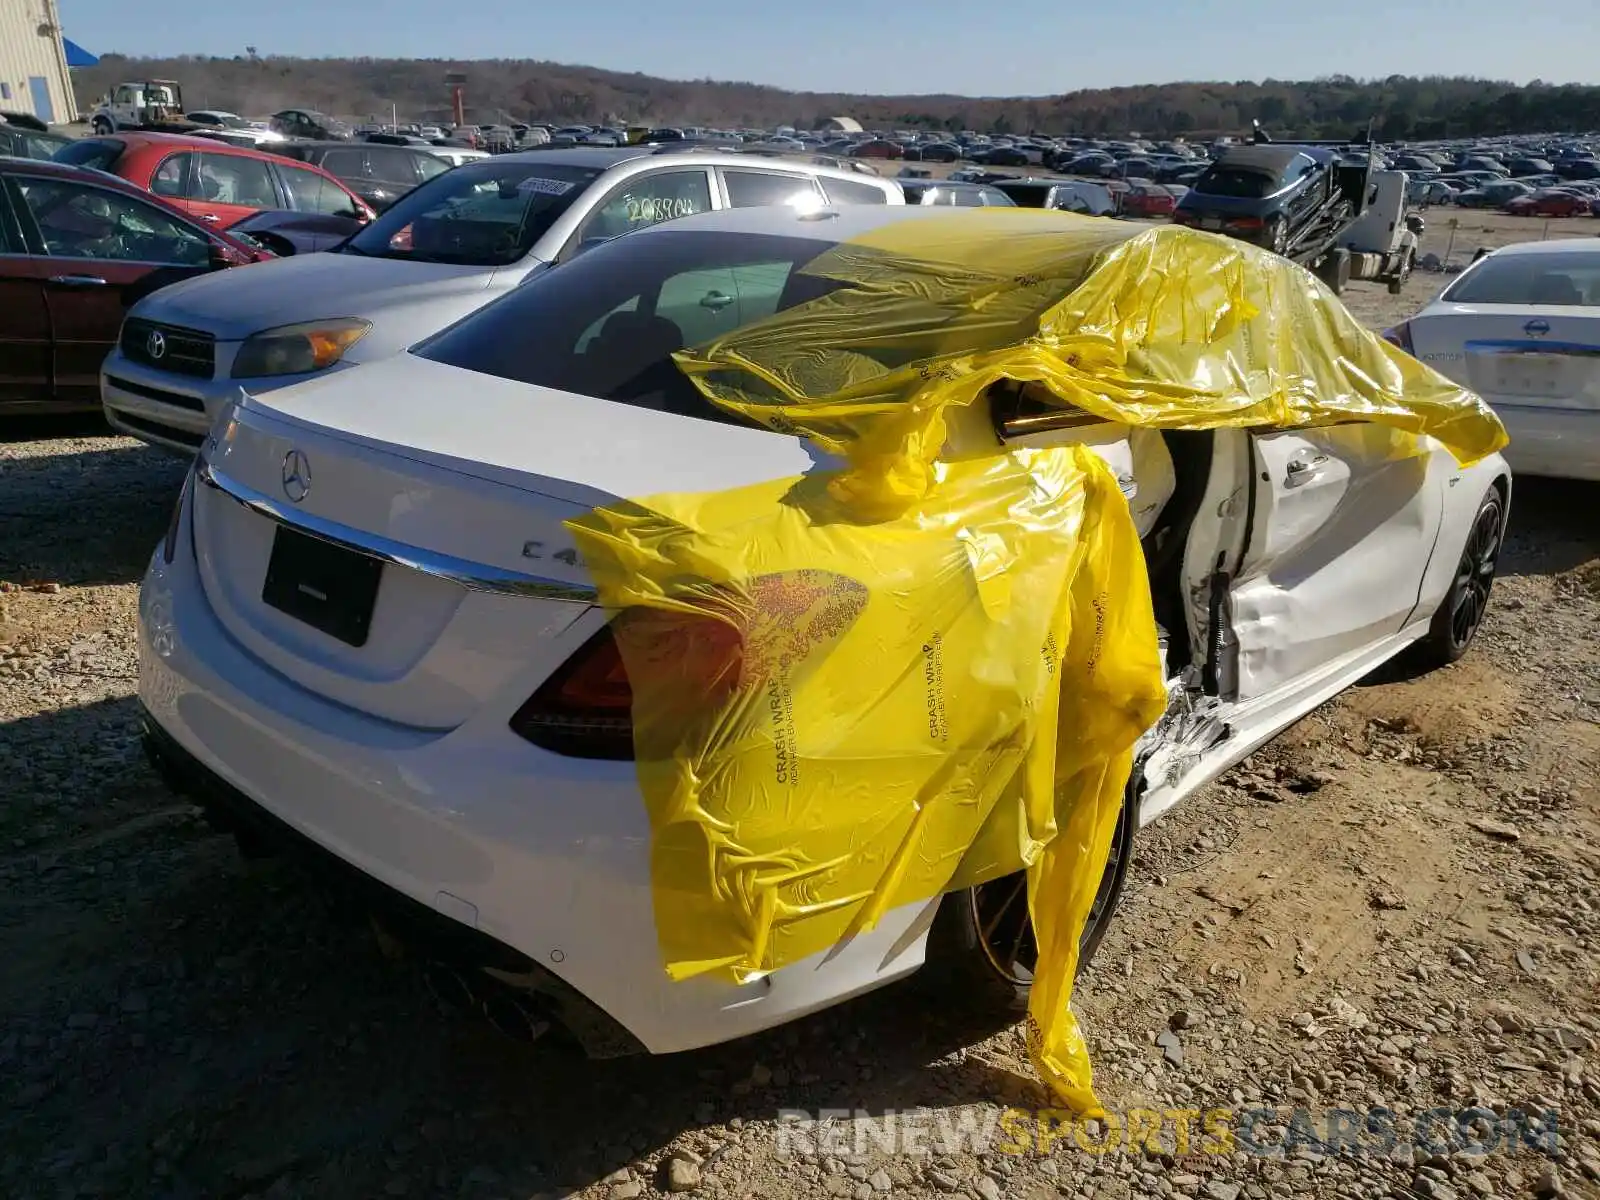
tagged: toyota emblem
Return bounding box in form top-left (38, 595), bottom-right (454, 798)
top-left (1523, 318), bottom-right (1551, 338)
top-left (281, 449), bottom-right (311, 503)
top-left (146, 329), bottom-right (167, 359)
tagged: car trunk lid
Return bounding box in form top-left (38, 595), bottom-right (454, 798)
top-left (190, 354), bottom-right (827, 729)
top-left (1408, 305), bottom-right (1600, 413)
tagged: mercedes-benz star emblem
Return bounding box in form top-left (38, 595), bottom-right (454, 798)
top-left (146, 329), bottom-right (167, 359)
top-left (281, 449), bottom-right (311, 503)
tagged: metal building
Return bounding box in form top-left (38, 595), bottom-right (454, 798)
top-left (0, 0), bottom-right (78, 124)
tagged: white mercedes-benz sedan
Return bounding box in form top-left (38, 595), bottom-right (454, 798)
top-left (137, 205), bottom-right (1511, 1059)
top-left (1388, 239), bottom-right (1600, 482)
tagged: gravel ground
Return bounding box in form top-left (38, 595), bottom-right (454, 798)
top-left (1, 300), bottom-right (1597, 1200)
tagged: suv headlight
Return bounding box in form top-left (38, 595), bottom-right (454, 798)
top-left (231, 318), bottom-right (371, 379)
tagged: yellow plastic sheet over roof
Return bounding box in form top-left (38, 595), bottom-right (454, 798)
top-left (566, 209), bottom-right (1507, 1115)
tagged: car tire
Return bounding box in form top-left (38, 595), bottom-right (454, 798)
top-left (92, 116), bottom-right (113, 135)
top-left (1408, 487), bottom-right (1504, 669)
top-left (1265, 214), bottom-right (1289, 256)
top-left (1318, 248), bottom-right (1352, 296)
top-left (929, 778), bottom-right (1139, 1011)
top-left (1387, 248), bottom-right (1414, 295)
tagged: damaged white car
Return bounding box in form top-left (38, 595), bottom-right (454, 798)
top-left (138, 205), bottom-right (1510, 1057)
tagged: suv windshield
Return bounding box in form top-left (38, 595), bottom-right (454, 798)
top-left (414, 230), bottom-right (847, 423)
top-left (1192, 167), bottom-right (1278, 199)
top-left (1442, 251), bottom-right (1600, 306)
top-left (341, 160), bottom-right (602, 266)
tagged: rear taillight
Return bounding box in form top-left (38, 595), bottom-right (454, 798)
top-left (509, 608), bottom-right (744, 760)
top-left (1382, 321), bottom-right (1415, 356)
top-left (162, 469), bottom-right (194, 564)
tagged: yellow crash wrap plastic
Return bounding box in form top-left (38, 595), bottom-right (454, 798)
top-left (564, 210), bottom-right (1507, 1115)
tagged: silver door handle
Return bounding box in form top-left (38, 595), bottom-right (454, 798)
top-left (1284, 453), bottom-right (1328, 486)
top-left (48, 274), bottom-right (108, 287)
top-left (199, 214), bottom-right (220, 223)
top-left (699, 290), bottom-right (735, 311)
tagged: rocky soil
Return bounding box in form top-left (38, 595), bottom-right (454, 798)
top-left (2, 333), bottom-right (1597, 1200)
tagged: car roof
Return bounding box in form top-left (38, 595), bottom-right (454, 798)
top-left (1213, 145), bottom-right (1315, 173)
top-left (0, 156), bottom-right (143, 189)
top-left (1481, 238), bottom-right (1600, 258)
top-left (490, 145), bottom-right (899, 186)
top-left (108, 131), bottom-right (269, 153)
top-left (621, 203), bottom-right (1090, 245)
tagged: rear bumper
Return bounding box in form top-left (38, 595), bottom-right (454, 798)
top-left (136, 507), bottom-right (936, 1055)
top-left (1496, 403), bottom-right (1600, 483)
top-left (140, 710), bottom-right (647, 1056)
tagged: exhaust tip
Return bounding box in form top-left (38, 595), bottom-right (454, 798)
top-left (422, 963), bottom-right (475, 1012)
top-left (480, 987), bottom-right (553, 1044)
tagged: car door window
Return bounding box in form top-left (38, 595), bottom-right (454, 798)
top-left (276, 163), bottom-right (358, 218)
top-left (13, 177), bottom-right (210, 265)
top-left (656, 266), bottom-right (742, 346)
top-left (574, 169), bottom-right (712, 246)
top-left (819, 176), bottom-right (890, 205)
top-left (721, 169), bottom-right (823, 209)
top-left (364, 147), bottom-right (412, 184)
top-left (414, 152), bottom-right (449, 181)
top-left (196, 153), bottom-right (279, 209)
top-left (149, 152), bottom-right (193, 199)
top-left (318, 148), bottom-right (368, 179)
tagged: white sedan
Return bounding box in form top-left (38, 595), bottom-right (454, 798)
top-left (1389, 239), bottom-right (1600, 482)
top-left (137, 205), bottom-right (1510, 1059)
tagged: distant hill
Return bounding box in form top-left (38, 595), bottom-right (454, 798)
top-left (72, 56), bottom-right (1600, 140)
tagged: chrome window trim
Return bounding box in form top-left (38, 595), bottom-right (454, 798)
top-left (194, 455), bottom-right (597, 603)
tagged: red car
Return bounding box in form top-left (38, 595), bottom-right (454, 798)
top-left (53, 132), bottom-right (375, 231)
top-left (1122, 183), bottom-right (1178, 218)
top-left (1503, 189), bottom-right (1592, 219)
top-left (848, 139), bottom-right (907, 160)
top-left (0, 157), bottom-right (270, 416)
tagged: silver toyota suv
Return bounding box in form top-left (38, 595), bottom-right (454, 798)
top-left (102, 146), bottom-right (902, 453)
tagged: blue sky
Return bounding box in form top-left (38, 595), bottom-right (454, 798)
top-left (61, 0), bottom-right (1600, 96)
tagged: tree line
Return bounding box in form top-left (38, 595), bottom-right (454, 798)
top-left (73, 56), bottom-right (1600, 140)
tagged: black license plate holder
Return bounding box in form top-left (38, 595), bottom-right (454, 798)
top-left (261, 525), bottom-right (385, 647)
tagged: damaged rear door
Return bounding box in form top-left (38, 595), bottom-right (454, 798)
top-left (1228, 421), bottom-right (1447, 699)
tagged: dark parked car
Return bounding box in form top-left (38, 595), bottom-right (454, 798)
top-left (1172, 144), bottom-right (1349, 256)
top-left (0, 122), bottom-right (70, 160)
top-left (270, 141), bottom-right (452, 212)
top-left (917, 142), bottom-right (963, 163)
top-left (0, 157), bottom-right (268, 415)
top-left (980, 145), bottom-right (1036, 167)
top-left (1555, 159), bottom-right (1600, 181)
top-left (848, 139), bottom-right (905, 160)
top-left (269, 109), bottom-right (352, 141)
top-left (989, 177), bottom-right (1114, 215)
top-left (898, 180), bottom-right (1017, 206)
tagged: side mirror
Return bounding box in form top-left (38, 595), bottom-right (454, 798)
top-left (207, 244), bottom-right (235, 270)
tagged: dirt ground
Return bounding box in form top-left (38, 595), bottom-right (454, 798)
top-left (1, 218), bottom-right (1597, 1200)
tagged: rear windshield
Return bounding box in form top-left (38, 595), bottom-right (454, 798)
top-left (51, 138), bottom-right (124, 173)
top-left (339, 160), bottom-right (601, 266)
top-left (1191, 167), bottom-right (1278, 199)
top-left (414, 230), bottom-right (845, 423)
top-left (1442, 252), bottom-right (1600, 306)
